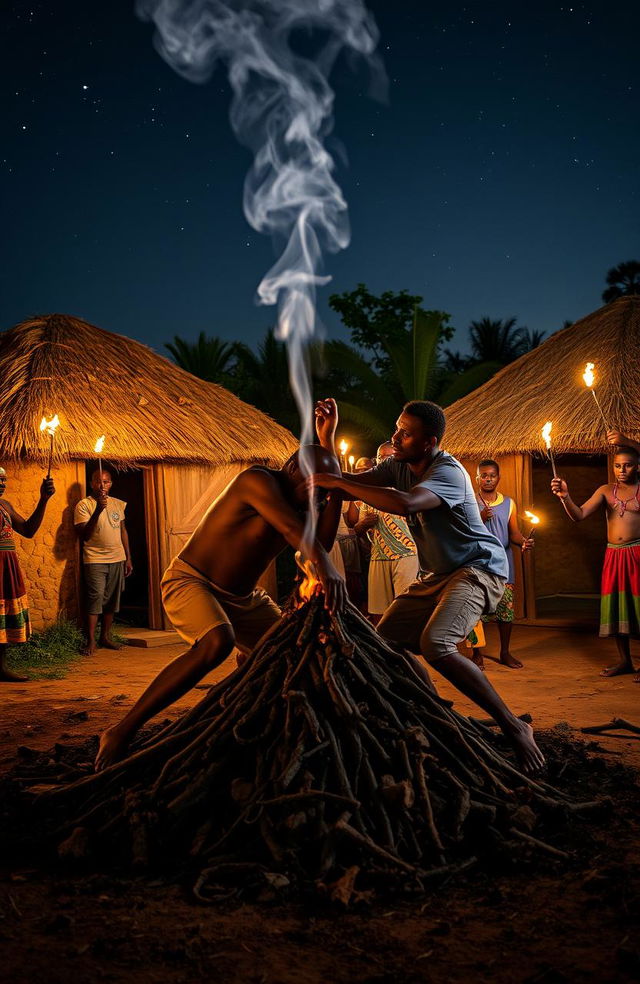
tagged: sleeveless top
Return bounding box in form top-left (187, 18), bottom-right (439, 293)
top-left (0, 504), bottom-right (16, 552)
top-left (475, 493), bottom-right (514, 583)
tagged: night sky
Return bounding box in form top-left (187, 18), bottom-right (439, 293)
top-left (2, 1), bottom-right (638, 357)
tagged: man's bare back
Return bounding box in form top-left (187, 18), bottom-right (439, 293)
top-left (181, 467), bottom-right (297, 594)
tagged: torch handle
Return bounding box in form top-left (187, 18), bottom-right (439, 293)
top-left (548, 448), bottom-right (558, 479)
top-left (46, 433), bottom-right (53, 480)
top-left (591, 389), bottom-right (609, 431)
top-left (526, 527), bottom-right (536, 540)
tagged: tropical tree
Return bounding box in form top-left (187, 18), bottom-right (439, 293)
top-left (165, 332), bottom-right (236, 385)
top-left (602, 260), bottom-right (640, 303)
top-left (231, 328), bottom-right (301, 433)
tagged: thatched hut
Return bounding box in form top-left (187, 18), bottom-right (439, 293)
top-left (0, 314), bottom-right (297, 631)
top-left (444, 295), bottom-right (640, 620)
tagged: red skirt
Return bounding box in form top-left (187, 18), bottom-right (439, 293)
top-left (600, 540), bottom-right (640, 637)
top-left (0, 549), bottom-right (30, 645)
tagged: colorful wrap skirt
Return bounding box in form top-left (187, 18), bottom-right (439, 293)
top-left (600, 540), bottom-right (640, 638)
top-left (0, 546), bottom-right (30, 645)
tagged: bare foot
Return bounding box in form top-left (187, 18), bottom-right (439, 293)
top-left (634, 671), bottom-right (640, 684)
top-left (500, 651), bottom-right (523, 669)
top-left (99, 638), bottom-right (121, 651)
top-left (503, 718), bottom-right (545, 776)
top-left (600, 662), bottom-right (634, 677)
top-left (95, 724), bottom-right (131, 771)
top-left (0, 668), bottom-right (30, 682)
top-left (82, 644), bottom-right (97, 657)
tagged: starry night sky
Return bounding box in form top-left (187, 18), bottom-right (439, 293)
top-left (2, 1), bottom-right (638, 357)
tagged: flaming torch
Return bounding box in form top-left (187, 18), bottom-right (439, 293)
top-left (524, 510), bottom-right (540, 540)
top-left (338, 439), bottom-right (349, 472)
top-left (348, 455), bottom-right (355, 473)
top-left (39, 414), bottom-right (60, 479)
top-left (582, 362), bottom-right (609, 431)
top-left (94, 435), bottom-right (106, 478)
top-left (541, 421), bottom-right (557, 478)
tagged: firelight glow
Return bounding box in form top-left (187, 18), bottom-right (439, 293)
top-left (582, 362), bottom-right (595, 388)
top-left (338, 440), bottom-right (349, 457)
top-left (541, 421), bottom-right (553, 450)
top-left (524, 511), bottom-right (540, 527)
top-left (94, 435), bottom-right (106, 454)
top-left (39, 414), bottom-right (60, 436)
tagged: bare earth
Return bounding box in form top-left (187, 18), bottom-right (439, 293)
top-left (2, 622), bottom-right (640, 984)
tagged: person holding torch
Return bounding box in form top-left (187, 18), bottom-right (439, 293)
top-left (552, 442), bottom-right (640, 680)
top-left (0, 465), bottom-right (55, 681)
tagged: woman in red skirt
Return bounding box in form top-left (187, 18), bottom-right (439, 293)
top-left (0, 466), bottom-right (55, 682)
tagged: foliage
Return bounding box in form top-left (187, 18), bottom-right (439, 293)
top-left (328, 283), bottom-right (454, 374)
top-left (602, 260), bottom-right (640, 303)
top-left (6, 618), bottom-right (85, 679)
top-left (165, 332), bottom-right (236, 385)
top-left (232, 329), bottom-right (302, 433)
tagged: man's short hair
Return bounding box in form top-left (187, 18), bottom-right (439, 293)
top-left (91, 468), bottom-right (112, 482)
top-left (478, 458), bottom-right (500, 473)
top-left (403, 400), bottom-right (446, 442)
top-left (614, 446), bottom-right (640, 462)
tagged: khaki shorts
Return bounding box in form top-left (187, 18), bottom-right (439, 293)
top-left (161, 556), bottom-right (281, 654)
top-left (368, 555), bottom-right (420, 615)
top-left (378, 566), bottom-right (506, 661)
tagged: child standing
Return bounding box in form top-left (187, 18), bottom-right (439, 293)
top-left (552, 442), bottom-right (640, 680)
top-left (471, 459), bottom-right (533, 669)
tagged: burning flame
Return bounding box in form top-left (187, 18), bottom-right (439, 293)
top-left (524, 510), bottom-right (540, 527)
top-left (94, 435), bottom-right (106, 454)
top-left (348, 455), bottom-right (355, 470)
top-left (295, 553), bottom-right (321, 605)
top-left (39, 414), bottom-right (60, 436)
top-left (338, 440), bottom-right (349, 457)
top-left (541, 421), bottom-right (553, 450)
top-left (583, 362), bottom-right (595, 389)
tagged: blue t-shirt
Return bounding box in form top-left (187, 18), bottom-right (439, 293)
top-left (368, 452), bottom-right (508, 579)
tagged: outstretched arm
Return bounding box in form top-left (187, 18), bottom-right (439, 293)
top-left (6, 478), bottom-right (55, 538)
top-left (551, 478), bottom-right (607, 521)
top-left (309, 472), bottom-right (441, 516)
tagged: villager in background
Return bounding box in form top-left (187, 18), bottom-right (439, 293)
top-left (95, 398), bottom-right (346, 771)
top-left (0, 467), bottom-right (55, 681)
top-left (552, 439), bottom-right (640, 681)
top-left (467, 458), bottom-right (534, 669)
top-left (75, 469), bottom-right (132, 657)
top-left (355, 441), bottom-right (419, 625)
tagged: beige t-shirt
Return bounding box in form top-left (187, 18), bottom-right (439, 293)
top-left (74, 496), bottom-right (127, 564)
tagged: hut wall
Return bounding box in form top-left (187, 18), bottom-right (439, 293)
top-left (459, 453), bottom-right (534, 618)
top-left (144, 463), bottom-right (277, 630)
top-left (12, 460), bottom-right (84, 630)
top-left (531, 455), bottom-right (607, 597)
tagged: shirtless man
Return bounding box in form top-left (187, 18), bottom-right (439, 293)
top-left (310, 399), bottom-right (545, 775)
top-left (552, 441), bottom-right (640, 679)
top-left (96, 400), bottom-right (345, 770)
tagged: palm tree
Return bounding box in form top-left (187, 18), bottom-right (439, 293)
top-left (468, 317), bottom-right (531, 363)
top-left (232, 329), bottom-right (300, 433)
top-left (165, 333), bottom-right (236, 384)
top-left (602, 261), bottom-right (640, 303)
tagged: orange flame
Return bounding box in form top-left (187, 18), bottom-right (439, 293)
top-left (338, 439), bottom-right (349, 457)
top-left (39, 414), bottom-right (60, 436)
top-left (94, 435), bottom-right (106, 454)
top-left (524, 510), bottom-right (540, 526)
top-left (295, 553), bottom-right (321, 606)
top-left (583, 362), bottom-right (595, 388)
top-left (541, 421), bottom-right (553, 450)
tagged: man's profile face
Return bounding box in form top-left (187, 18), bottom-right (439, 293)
top-left (391, 413), bottom-right (434, 463)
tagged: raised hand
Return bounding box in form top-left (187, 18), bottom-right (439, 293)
top-left (551, 477), bottom-right (568, 499)
top-left (314, 398), bottom-right (338, 449)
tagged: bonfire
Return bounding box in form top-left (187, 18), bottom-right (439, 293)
top-left (25, 584), bottom-right (599, 904)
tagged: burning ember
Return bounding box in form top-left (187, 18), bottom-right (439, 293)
top-left (524, 510), bottom-right (540, 539)
top-left (28, 596), bottom-right (588, 904)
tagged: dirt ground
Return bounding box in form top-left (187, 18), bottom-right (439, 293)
top-left (2, 622), bottom-right (640, 984)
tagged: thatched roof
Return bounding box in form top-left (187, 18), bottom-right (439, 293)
top-left (0, 314), bottom-right (298, 466)
top-left (444, 296), bottom-right (640, 459)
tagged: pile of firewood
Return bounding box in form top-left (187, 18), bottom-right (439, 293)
top-left (34, 597), bottom-right (596, 902)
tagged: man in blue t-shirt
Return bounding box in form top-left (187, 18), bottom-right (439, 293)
top-left (312, 398), bottom-right (545, 775)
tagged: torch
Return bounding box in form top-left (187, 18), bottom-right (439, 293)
top-left (541, 421), bottom-right (557, 479)
top-left (348, 455), bottom-right (355, 473)
top-left (524, 510), bottom-right (540, 540)
top-left (39, 414), bottom-right (60, 479)
top-left (338, 439), bottom-right (349, 472)
top-left (582, 362), bottom-right (609, 431)
top-left (94, 435), bottom-right (106, 479)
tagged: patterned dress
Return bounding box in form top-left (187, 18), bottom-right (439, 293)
top-left (0, 504), bottom-right (30, 645)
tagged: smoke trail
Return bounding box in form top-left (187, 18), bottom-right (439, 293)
top-left (136, 0), bottom-right (382, 551)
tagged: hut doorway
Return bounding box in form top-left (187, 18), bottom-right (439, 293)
top-left (84, 464), bottom-right (150, 627)
top-left (531, 454), bottom-right (606, 623)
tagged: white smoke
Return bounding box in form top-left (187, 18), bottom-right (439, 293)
top-left (136, 0), bottom-right (382, 549)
